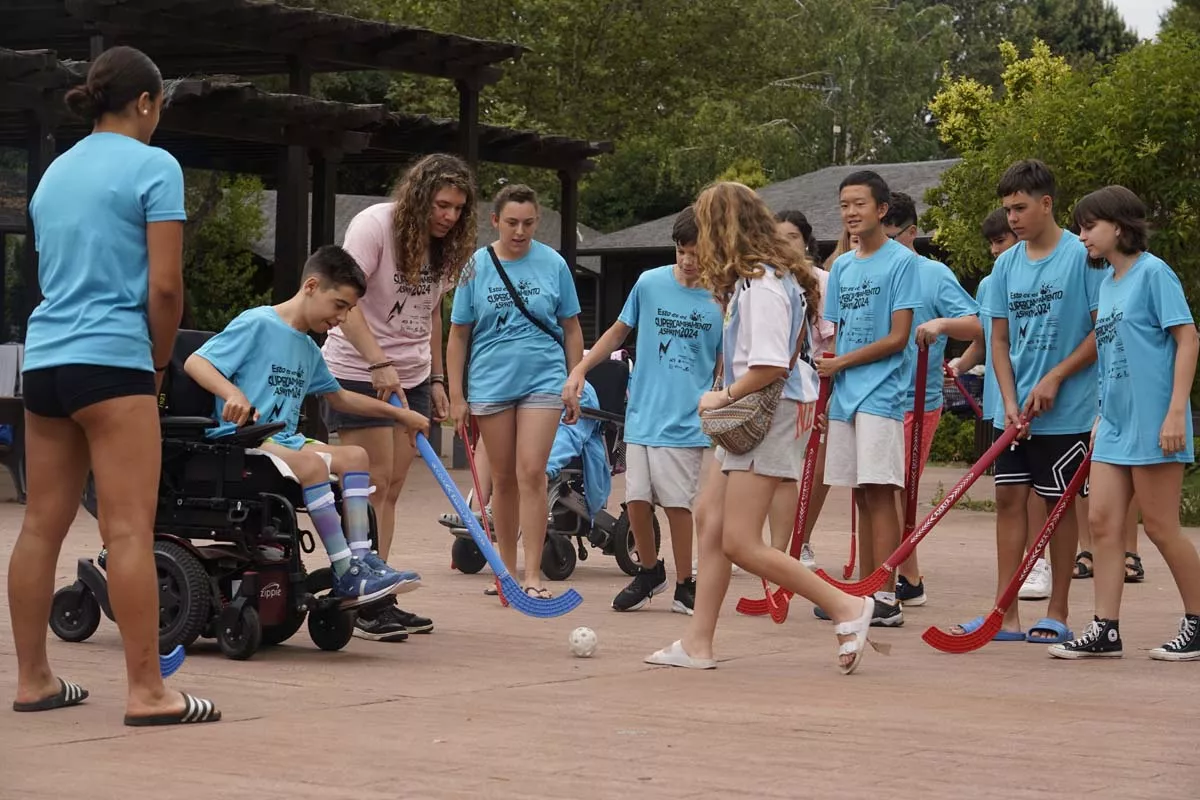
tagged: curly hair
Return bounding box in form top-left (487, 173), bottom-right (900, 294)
top-left (389, 153), bottom-right (478, 289)
top-left (694, 182), bottom-right (820, 323)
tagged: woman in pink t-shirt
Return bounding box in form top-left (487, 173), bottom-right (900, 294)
top-left (320, 153), bottom-right (478, 640)
top-left (772, 210), bottom-right (836, 569)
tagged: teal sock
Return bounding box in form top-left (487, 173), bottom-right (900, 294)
top-left (303, 482), bottom-right (352, 577)
top-left (342, 471), bottom-right (373, 557)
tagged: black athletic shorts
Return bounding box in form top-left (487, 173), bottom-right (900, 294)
top-left (321, 378), bottom-right (433, 433)
top-left (992, 428), bottom-right (1090, 500)
top-left (23, 364), bottom-right (157, 419)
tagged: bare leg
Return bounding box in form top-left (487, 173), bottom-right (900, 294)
top-left (663, 507), bottom-right (694, 583)
top-left (76, 396), bottom-right (212, 719)
top-left (1072, 494), bottom-right (1090, 554)
top-left (993, 484), bottom-right (1030, 634)
top-left (626, 500), bottom-right (659, 569)
top-left (855, 489), bottom-right (875, 578)
top-left (767, 482), bottom-right (796, 551)
top-left (475, 410), bottom-right (519, 576)
top-left (1132, 464), bottom-right (1200, 613)
top-left (1123, 498), bottom-right (1142, 580)
top-left (679, 459), bottom-right (730, 660)
top-left (10, 412), bottom-right (91, 706)
top-left (472, 437), bottom-right (493, 509)
top-left (513, 406), bottom-right (560, 591)
top-left (861, 484), bottom-right (900, 593)
top-left (1088, 462), bottom-right (1134, 620)
top-left (1037, 494), bottom-right (1078, 638)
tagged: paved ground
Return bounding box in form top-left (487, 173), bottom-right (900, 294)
top-left (1, 460), bottom-right (1197, 799)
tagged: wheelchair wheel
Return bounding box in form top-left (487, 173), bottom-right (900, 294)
top-left (613, 509), bottom-right (662, 577)
top-left (541, 534), bottom-right (577, 581)
top-left (452, 536), bottom-right (487, 575)
top-left (217, 605), bottom-right (262, 661)
top-left (308, 607), bottom-right (354, 651)
top-left (49, 584), bottom-right (101, 643)
top-left (154, 540), bottom-right (211, 652)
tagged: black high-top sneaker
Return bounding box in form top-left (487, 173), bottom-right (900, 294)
top-left (1048, 617), bottom-right (1122, 659)
top-left (672, 577), bottom-right (696, 615)
top-left (1149, 614), bottom-right (1200, 661)
top-left (612, 559), bottom-right (669, 612)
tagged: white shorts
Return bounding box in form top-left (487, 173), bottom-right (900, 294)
top-left (715, 399), bottom-right (815, 481)
top-left (625, 444), bottom-right (704, 509)
top-left (825, 412), bottom-right (905, 488)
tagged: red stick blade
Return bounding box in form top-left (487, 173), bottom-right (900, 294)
top-left (814, 566), bottom-right (887, 596)
top-left (736, 596), bottom-right (771, 616)
top-left (766, 590), bottom-right (789, 624)
top-left (842, 531), bottom-right (857, 579)
top-left (921, 613), bottom-right (1003, 654)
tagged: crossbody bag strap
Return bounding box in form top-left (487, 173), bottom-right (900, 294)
top-left (487, 245), bottom-right (564, 349)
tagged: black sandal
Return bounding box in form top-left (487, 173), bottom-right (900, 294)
top-left (1125, 552), bottom-right (1145, 583)
top-left (524, 586), bottom-right (552, 599)
top-left (124, 693), bottom-right (221, 727)
top-left (12, 678), bottom-right (88, 712)
top-left (1073, 550), bottom-right (1094, 579)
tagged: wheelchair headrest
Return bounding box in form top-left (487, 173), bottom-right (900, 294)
top-left (159, 329), bottom-right (218, 417)
top-left (584, 358), bottom-right (630, 416)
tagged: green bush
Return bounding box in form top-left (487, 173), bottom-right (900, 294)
top-left (928, 413), bottom-right (977, 464)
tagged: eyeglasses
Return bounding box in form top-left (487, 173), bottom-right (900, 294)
top-left (886, 224), bottom-right (916, 240)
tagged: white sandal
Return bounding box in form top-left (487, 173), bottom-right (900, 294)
top-left (644, 640), bottom-right (717, 670)
top-left (833, 596), bottom-right (891, 675)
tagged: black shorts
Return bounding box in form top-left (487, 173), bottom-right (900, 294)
top-left (992, 428), bottom-right (1090, 500)
top-left (23, 365), bottom-right (156, 419)
top-left (321, 378), bottom-right (432, 433)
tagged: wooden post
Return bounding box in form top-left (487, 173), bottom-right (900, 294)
top-left (310, 151), bottom-right (339, 254)
top-left (0, 232), bottom-right (7, 341)
top-left (21, 111), bottom-right (54, 338)
top-left (456, 80), bottom-right (479, 172)
top-left (558, 169), bottom-right (579, 272)
top-left (272, 57), bottom-right (312, 303)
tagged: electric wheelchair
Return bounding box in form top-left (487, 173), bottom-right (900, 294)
top-left (49, 330), bottom-right (382, 661)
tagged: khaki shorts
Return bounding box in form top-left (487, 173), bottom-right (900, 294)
top-left (824, 412), bottom-right (905, 488)
top-left (624, 444), bottom-right (705, 509)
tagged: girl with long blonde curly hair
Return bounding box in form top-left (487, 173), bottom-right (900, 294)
top-left (646, 182), bottom-right (881, 675)
top-left (320, 153), bottom-right (478, 642)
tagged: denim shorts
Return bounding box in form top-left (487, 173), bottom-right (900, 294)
top-left (469, 392), bottom-right (563, 417)
top-left (322, 378), bottom-right (432, 432)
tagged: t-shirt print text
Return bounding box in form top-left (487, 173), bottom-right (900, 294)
top-left (486, 280), bottom-right (541, 328)
top-left (655, 307), bottom-right (713, 373)
top-left (839, 278), bottom-right (881, 311)
top-left (387, 264), bottom-right (437, 332)
top-left (1008, 282), bottom-right (1064, 352)
top-left (1095, 306), bottom-right (1128, 381)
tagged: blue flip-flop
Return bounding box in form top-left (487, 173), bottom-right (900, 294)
top-left (956, 616), bottom-right (1026, 641)
top-left (1027, 617), bottom-right (1072, 644)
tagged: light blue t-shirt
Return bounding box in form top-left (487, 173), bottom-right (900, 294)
top-left (451, 242), bottom-right (581, 403)
top-left (903, 257), bottom-right (979, 413)
top-left (617, 265), bottom-right (723, 447)
top-left (976, 275), bottom-right (1002, 423)
top-left (194, 307), bottom-right (341, 450)
top-left (823, 239), bottom-right (922, 422)
top-left (982, 230), bottom-right (1103, 434)
top-left (1093, 253), bottom-right (1194, 465)
top-left (25, 132), bottom-right (186, 373)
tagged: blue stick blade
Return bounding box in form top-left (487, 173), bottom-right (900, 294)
top-left (160, 644), bottom-right (186, 678)
top-left (499, 576), bottom-right (583, 618)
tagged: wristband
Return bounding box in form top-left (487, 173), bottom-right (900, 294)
top-left (368, 361), bottom-right (394, 372)
top-left (726, 385), bottom-right (735, 402)
top-left (154, 363), bottom-right (170, 372)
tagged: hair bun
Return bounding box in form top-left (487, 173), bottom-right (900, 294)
top-left (64, 83), bottom-right (104, 121)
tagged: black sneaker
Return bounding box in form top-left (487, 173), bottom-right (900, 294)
top-left (871, 596), bottom-right (904, 627)
top-left (612, 559), bottom-right (669, 612)
top-left (353, 603), bottom-right (410, 642)
top-left (1149, 614), bottom-right (1200, 661)
top-left (1049, 617), bottom-right (1122, 659)
top-left (393, 607), bottom-right (434, 634)
top-left (895, 575), bottom-right (927, 607)
top-left (672, 578), bottom-right (696, 616)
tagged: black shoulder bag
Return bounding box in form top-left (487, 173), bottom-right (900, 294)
top-left (487, 245), bottom-right (564, 350)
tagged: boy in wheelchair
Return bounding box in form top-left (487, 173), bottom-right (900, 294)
top-left (185, 245), bottom-right (430, 608)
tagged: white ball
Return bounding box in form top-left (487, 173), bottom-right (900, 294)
top-left (568, 626), bottom-right (598, 657)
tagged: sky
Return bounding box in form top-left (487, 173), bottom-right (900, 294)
top-left (1113, 0), bottom-right (1172, 39)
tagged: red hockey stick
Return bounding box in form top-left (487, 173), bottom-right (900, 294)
top-left (944, 361), bottom-right (983, 420)
top-left (923, 452), bottom-right (1091, 653)
top-left (814, 420), bottom-right (1025, 595)
top-left (842, 494), bottom-right (857, 579)
top-left (460, 420), bottom-right (508, 607)
top-left (735, 372), bottom-right (831, 619)
top-left (902, 345), bottom-right (930, 547)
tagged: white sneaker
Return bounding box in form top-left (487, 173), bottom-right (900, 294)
top-left (800, 543), bottom-right (817, 570)
top-left (1019, 558), bottom-right (1052, 600)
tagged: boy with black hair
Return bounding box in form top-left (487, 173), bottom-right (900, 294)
top-left (967, 159), bottom-right (1102, 644)
top-left (880, 191), bottom-right (981, 607)
top-left (564, 207), bottom-right (723, 615)
top-left (816, 170), bottom-right (922, 627)
top-left (186, 245), bottom-right (430, 607)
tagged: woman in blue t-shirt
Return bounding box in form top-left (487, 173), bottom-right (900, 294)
top-left (1050, 185), bottom-right (1200, 662)
top-left (447, 185), bottom-right (583, 599)
top-left (10, 47), bottom-right (219, 725)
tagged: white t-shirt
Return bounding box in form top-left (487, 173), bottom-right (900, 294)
top-left (724, 267), bottom-right (819, 403)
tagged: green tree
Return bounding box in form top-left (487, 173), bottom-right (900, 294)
top-left (181, 171), bottom-right (269, 331)
top-left (924, 33), bottom-right (1200, 388)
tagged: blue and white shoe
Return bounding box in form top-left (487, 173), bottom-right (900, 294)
top-left (332, 558), bottom-right (407, 608)
top-left (359, 551), bottom-right (422, 593)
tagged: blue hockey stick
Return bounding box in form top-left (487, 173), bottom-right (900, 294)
top-left (160, 644), bottom-right (185, 678)
top-left (389, 395), bottom-right (582, 618)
